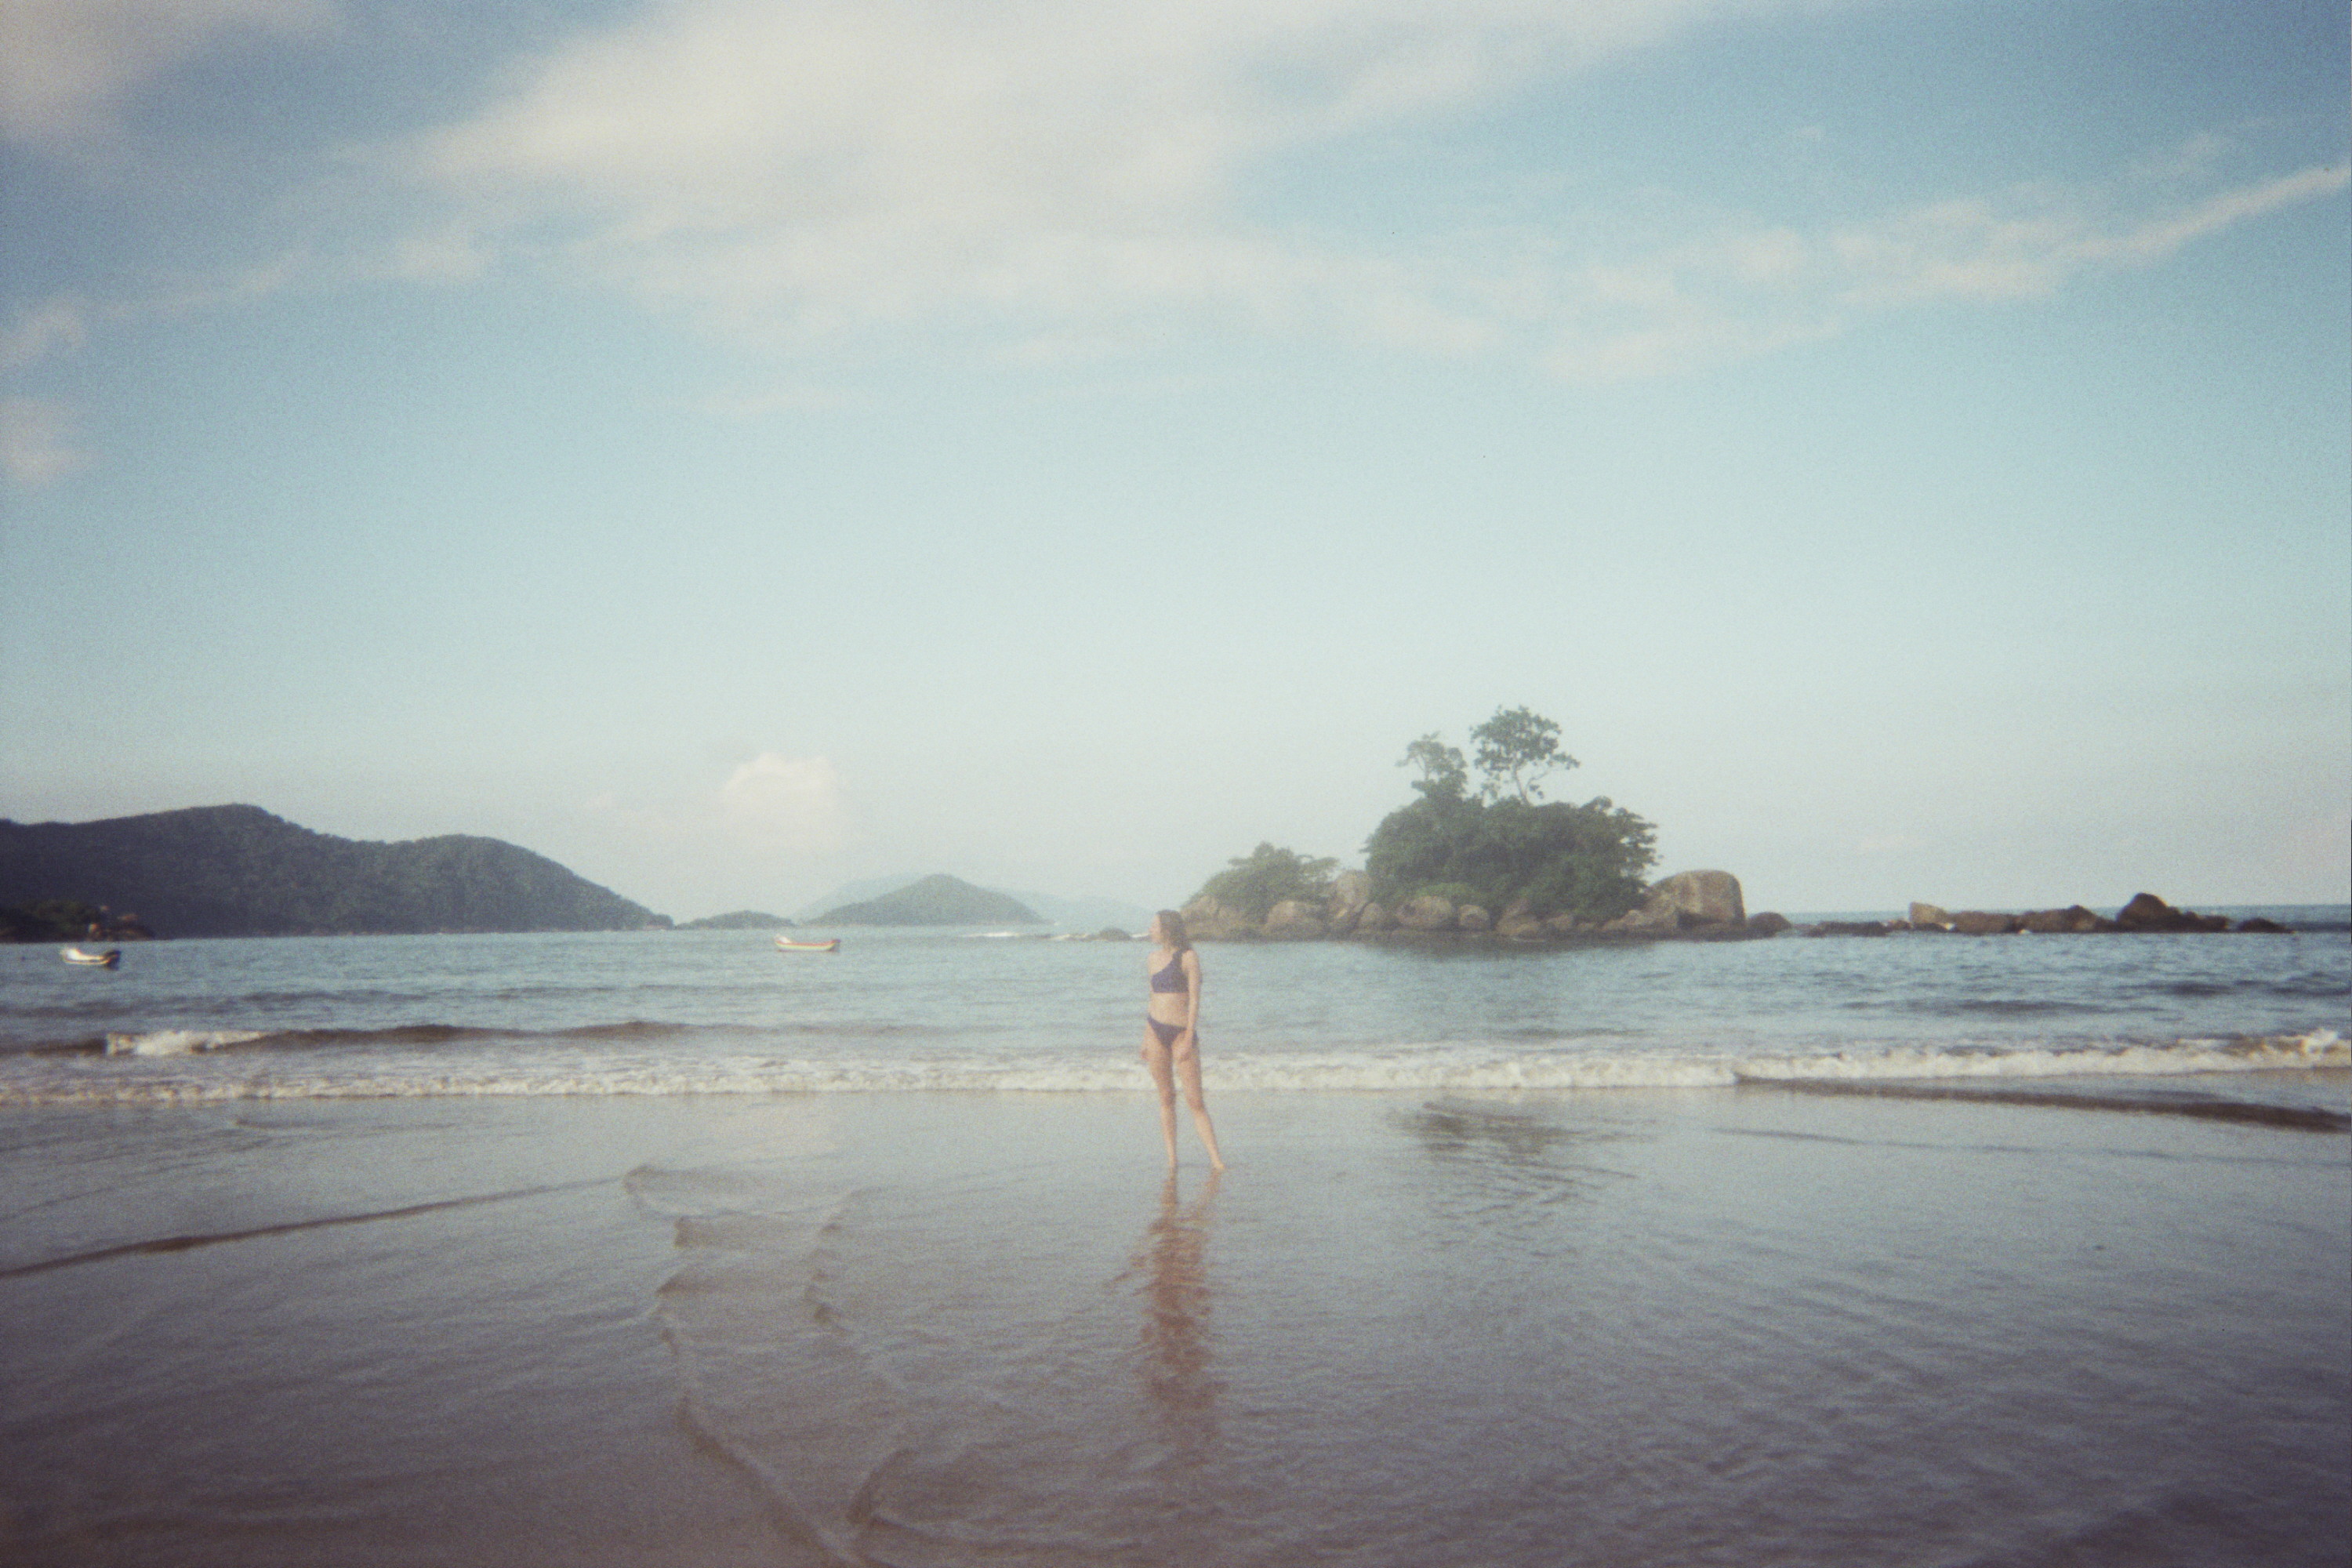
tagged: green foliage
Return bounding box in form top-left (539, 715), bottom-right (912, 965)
top-left (1195, 842), bottom-right (1339, 922)
top-left (1366, 710), bottom-right (1654, 918)
top-left (1469, 706), bottom-right (1577, 803)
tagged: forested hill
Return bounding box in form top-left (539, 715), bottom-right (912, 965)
top-left (813, 874), bottom-right (1041, 927)
top-left (0, 805), bottom-right (668, 938)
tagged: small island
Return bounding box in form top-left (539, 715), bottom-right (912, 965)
top-left (811, 874), bottom-right (1044, 927)
top-left (678, 910), bottom-right (797, 931)
top-left (1176, 709), bottom-right (2296, 945)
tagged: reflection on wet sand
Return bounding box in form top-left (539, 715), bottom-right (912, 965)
top-left (1130, 1171), bottom-right (1220, 1457)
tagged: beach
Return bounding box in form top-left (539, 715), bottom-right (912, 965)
top-left (5, 1076), bottom-right (2346, 1566)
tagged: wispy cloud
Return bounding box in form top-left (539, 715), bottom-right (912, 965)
top-left (1, 396), bottom-right (93, 485)
top-left (390, 0), bottom-right (2345, 379)
top-left (2, 0), bottom-right (334, 147)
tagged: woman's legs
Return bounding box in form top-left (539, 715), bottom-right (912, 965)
top-left (1171, 1034), bottom-right (1225, 1171)
top-left (1140, 1026), bottom-right (1181, 1167)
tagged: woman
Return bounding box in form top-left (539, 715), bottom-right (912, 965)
top-left (1142, 910), bottom-right (1226, 1171)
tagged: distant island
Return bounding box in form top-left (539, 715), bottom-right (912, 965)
top-left (678, 910), bottom-right (797, 931)
top-left (811, 874), bottom-right (1043, 927)
top-left (0, 805), bottom-right (669, 938)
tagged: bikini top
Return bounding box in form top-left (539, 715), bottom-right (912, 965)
top-left (1150, 953), bottom-right (1189, 993)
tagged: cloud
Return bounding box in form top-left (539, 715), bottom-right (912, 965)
top-left (397, 0), bottom-right (1837, 346)
top-left (2, 0), bottom-right (334, 147)
top-left (717, 752), bottom-right (851, 852)
top-left (394, 0), bottom-right (2347, 380)
top-left (0, 396), bottom-right (93, 485)
top-left (2, 299), bottom-right (89, 370)
top-left (587, 752), bottom-right (852, 856)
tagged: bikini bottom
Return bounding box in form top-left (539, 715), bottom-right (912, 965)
top-left (1147, 1016), bottom-right (1187, 1047)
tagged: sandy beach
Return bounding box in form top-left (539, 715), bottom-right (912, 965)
top-left (4, 1080), bottom-right (2344, 1566)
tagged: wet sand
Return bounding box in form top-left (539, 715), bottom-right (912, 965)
top-left (3, 1081), bottom-right (2347, 1566)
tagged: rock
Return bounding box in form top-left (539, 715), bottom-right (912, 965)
top-left (1948, 910), bottom-right (2018, 935)
top-left (1179, 894), bottom-right (1254, 941)
top-left (1356, 901), bottom-right (1393, 933)
top-left (1542, 913), bottom-right (1584, 938)
top-left (1093, 927), bottom-right (1132, 942)
top-left (1457, 904), bottom-right (1493, 933)
top-left (2237, 917), bottom-right (2289, 934)
top-left (1746, 911), bottom-right (1791, 936)
top-left (2114, 892), bottom-right (2227, 932)
top-left (1908, 902), bottom-right (1951, 930)
top-left (1640, 870), bottom-right (1745, 927)
top-left (1495, 906), bottom-right (1548, 939)
top-left (2017, 906), bottom-right (2102, 935)
top-left (1325, 870), bottom-right (1371, 935)
top-left (1263, 899), bottom-right (1328, 939)
top-left (1396, 895), bottom-right (1458, 931)
top-left (1805, 920), bottom-right (1889, 937)
top-left (1609, 903), bottom-right (1682, 933)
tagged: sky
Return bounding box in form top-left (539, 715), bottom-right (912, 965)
top-left (2, 0), bottom-right (2346, 922)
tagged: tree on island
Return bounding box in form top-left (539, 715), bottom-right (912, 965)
top-left (1365, 706), bottom-right (1657, 921)
top-left (1193, 843), bottom-right (1341, 924)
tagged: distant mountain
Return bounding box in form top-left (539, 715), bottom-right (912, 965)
top-left (800, 875), bottom-right (1148, 932)
top-left (0, 805), bottom-right (668, 938)
top-left (810, 874), bottom-right (1043, 927)
top-left (679, 910), bottom-right (796, 930)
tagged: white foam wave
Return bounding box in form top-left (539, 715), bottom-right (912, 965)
top-left (103, 1029), bottom-right (270, 1058)
top-left (5, 1029), bottom-right (2339, 1105)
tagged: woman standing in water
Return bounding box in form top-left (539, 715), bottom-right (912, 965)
top-left (1143, 910), bottom-right (1225, 1171)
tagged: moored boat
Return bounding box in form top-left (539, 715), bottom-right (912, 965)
top-left (62, 946), bottom-right (123, 968)
top-left (775, 936), bottom-right (841, 953)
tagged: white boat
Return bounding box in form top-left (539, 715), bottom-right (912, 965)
top-left (63, 946), bottom-right (122, 968)
top-left (775, 935), bottom-right (841, 953)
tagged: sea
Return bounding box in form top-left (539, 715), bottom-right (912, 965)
top-left (2, 908), bottom-right (2346, 1104)
top-left (2, 912), bottom-right (2347, 1567)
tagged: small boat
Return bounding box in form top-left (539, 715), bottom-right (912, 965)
top-left (62, 946), bottom-right (122, 968)
top-left (775, 935), bottom-right (841, 953)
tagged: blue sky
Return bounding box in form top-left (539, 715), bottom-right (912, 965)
top-left (3, 0), bottom-right (2346, 920)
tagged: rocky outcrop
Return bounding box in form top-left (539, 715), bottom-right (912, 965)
top-left (1457, 904), bottom-right (1493, 933)
top-left (1746, 911), bottom-right (1791, 936)
top-left (1178, 893), bottom-right (1254, 941)
top-left (1263, 899), bottom-right (1328, 939)
top-left (1908, 902), bottom-right (1951, 930)
top-left (1325, 870), bottom-right (1372, 934)
top-left (1611, 870), bottom-right (1745, 931)
top-left (2114, 892), bottom-right (2231, 932)
top-left (1948, 910), bottom-right (2016, 935)
top-left (1396, 895), bottom-right (1458, 931)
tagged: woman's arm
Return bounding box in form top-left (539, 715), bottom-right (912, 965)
top-left (1182, 950), bottom-right (1203, 1035)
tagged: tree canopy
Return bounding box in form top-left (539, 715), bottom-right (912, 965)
top-left (1193, 842), bottom-right (1338, 922)
top-left (1367, 706), bottom-right (1655, 920)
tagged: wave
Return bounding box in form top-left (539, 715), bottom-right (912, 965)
top-left (70, 1018), bottom-right (952, 1058)
top-left (5, 1029), bottom-right (2340, 1106)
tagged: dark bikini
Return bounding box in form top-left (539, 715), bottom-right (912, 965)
top-left (1148, 952), bottom-right (1189, 1047)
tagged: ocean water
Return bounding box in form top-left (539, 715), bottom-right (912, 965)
top-left (2, 917), bottom-right (2347, 1566)
top-left (2, 911), bottom-right (2346, 1103)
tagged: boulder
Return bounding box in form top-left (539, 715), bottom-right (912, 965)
top-left (1908, 902), bottom-right (1951, 930)
top-left (1949, 910), bottom-right (2018, 935)
top-left (1457, 904), bottom-right (1494, 933)
top-left (1640, 870), bottom-right (1745, 927)
top-left (1806, 920), bottom-right (1889, 937)
top-left (1746, 911), bottom-right (1791, 936)
top-left (2017, 906), bottom-right (2103, 935)
top-left (1496, 913), bottom-right (1548, 940)
top-left (1396, 895), bottom-right (1458, 931)
top-left (1356, 901), bottom-right (1394, 933)
top-left (1093, 927), bottom-right (1132, 942)
top-left (2237, 916), bottom-right (2289, 934)
top-left (1542, 913), bottom-right (1584, 938)
top-left (1179, 894), bottom-right (1254, 941)
top-left (1263, 899), bottom-right (1328, 939)
top-left (2115, 892), bottom-right (2227, 933)
top-left (1608, 903), bottom-right (1682, 933)
top-left (1325, 870), bottom-right (1372, 934)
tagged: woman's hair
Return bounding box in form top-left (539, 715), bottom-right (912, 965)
top-left (1154, 909), bottom-right (1192, 951)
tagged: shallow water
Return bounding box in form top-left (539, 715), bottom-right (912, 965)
top-left (2, 1090), bottom-right (2344, 1566)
